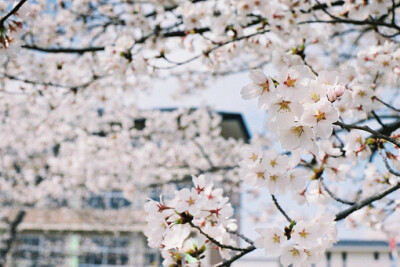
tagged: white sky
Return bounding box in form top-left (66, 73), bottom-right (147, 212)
top-left (136, 72), bottom-right (266, 135)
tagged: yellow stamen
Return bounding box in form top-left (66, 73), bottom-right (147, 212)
top-left (256, 171), bottom-right (265, 179)
top-left (291, 126), bottom-right (304, 137)
top-left (284, 75), bottom-right (297, 87)
top-left (277, 100), bottom-right (291, 113)
top-left (314, 111), bottom-right (326, 122)
top-left (272, 234), bottom-right (280, 243)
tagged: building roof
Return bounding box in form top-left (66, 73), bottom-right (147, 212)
top-left (155, 108), bottom-right (251, 141)
top-left (330, 239), bottom-right (400, 252)
top-left (3, 208), bottom-right (145, 233)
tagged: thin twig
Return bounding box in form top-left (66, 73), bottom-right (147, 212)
top-left (335, 182), bottom-right (400, 221)
top-left (189, 221), bottom-right (246, 251)
top-left (271, 194), bottom-right (292, 223)
top-left (373, 96), bottom-right (400, 113)
top-left (150, 29), bottom-right (270, 69)
top-left (21, 45), bottom-right (105, 53)
top-left (193, 140), bottom-right (214, 169)
top-left (298, 18), bottom-right (400, 31)
top-left (226, 229), bottom-right (254, 245)
top-left (215, 245), bottom-right (256, 267)
top-left (392, 0), bottom-right (397, 25)
top-left (371, 111), bottom-right (387, 129)
top-left (320, 180), bottom-right (355, 205)
top-left (301, 56), bottom-right (318, 76)
top-left (3, 73), bottom-right (103, 92)
top-left (333, 121), bottom-right (400, 147)
top-left (0, 0), bottom-right (27, 26)
top-left (378, 148), bottom-right (400, 177)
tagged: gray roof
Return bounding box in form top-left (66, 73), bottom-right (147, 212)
top-left (335, 240), bottom-right (398, 247)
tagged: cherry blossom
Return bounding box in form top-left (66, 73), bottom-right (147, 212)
top-left (2, 0), bottom-right (400, 266)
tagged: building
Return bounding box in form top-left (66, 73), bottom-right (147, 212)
top-left (1, 111), bottom-right (250, 267)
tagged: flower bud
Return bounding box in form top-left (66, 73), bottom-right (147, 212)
top-left (334, 84), bottom-right (345, 98)
top-left (327, 86), bottom-right (337, 102)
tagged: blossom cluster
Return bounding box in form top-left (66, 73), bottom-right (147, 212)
top-left (241, 145), bottom-right (307, 197)
top-left (255, 214), bottom-right (337, 267)
top-left (0, 92), bottom-right (243, 211)
top-left (144, 175), bottom-right (237, 266)
top-left (241, 67), bottom-right (344, 152)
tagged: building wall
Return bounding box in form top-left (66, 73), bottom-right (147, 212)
top-left (8, 231), bottom-right (161, 267)
top-left (232, 258), bottom-right (280, 267)
top-left (234, 250), bottom-right (400, 267)
top-left (315, 251), bottom-right (395, 267)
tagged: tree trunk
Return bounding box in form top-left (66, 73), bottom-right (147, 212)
top-left (0, 210), bottom-right (26, 267)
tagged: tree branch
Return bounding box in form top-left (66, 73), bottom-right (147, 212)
top-left (271, 194), bottom-right (292, 223)
top-left (215, 245), bottom-right (256, 267)
top-left (0, 0), bottom-right (27, 27)
top-left (321, 180), bottom-right (355, 205)
top-left (333, 121), bottom-right (400, 147)
top-left (0, 210), bottom-right (26, 266)
top-left (188, 221), bottom-right (246, 251)
top-left (378, 148), bottom-right (400, 177)
top-left (335, 183), bottom-right (400, 221)
top-left (298, 17), bottom-right (400, 31)
top-left (151, 29), bottom-right (270, 69)
top-left (373, 96), bottom-right (400, 113)
top-left (226, 229), bottom-right (254, 245)
top-left (21, 45), bottom-right (105, 54)
top-left (3, 73), bottom-right (103, 92)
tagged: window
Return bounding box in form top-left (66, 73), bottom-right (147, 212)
top-left (342, 252), bottom-right (347, 267)
top-left (78, 236), bottom-right (130, 266)
top-left (326, 251), bottom-right (331, 267)
top-left (13, 234), bottom-right (65, 267)
top-left (83, 191), bottom-right (131, 210)
top-left (143, 249), bottom-right (161, 267)
top-left (148, 187), bottom-right (162, 201)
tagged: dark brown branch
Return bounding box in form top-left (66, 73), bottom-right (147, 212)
top-left (3, 73), bottom-right (102, 91)
top-left (271, 194), bottom-right (292, 223)
top-left (321, 180), bottom-right (355, 205)
top-left (371, 111), bottom-right (387, 129)
top-left (152, 29), bottom-right (270, 69)
top-left (189, 221), bottom-right (246, 251)
top-left (392, 0), bottom-right (397, 25)
top-left (378, 149), bottom-right (400, 177)
top-left (373, 96), bottom-right (400, 113)
top-left (301, 56), bottom-right (318, 76)
top-left (215, 245), bottom-right (256, 267)
top-left (298, 18), bottom-right (400, 31)
top-left (194, 140), bottom-right (214, 169)
top-left (374, 119), bottom-right (400, 138)
top-left (335, 183), bottom-right (400, 221)
top-left (0, 0), bottom-right (27, 26)
top-left (21, 15), bottom-right (267, 55)
top-left (226, 229), bottom-right (254, 245)
top-left (0, 210), bottom-right (26, 266)
top-left (301, 0), bottom-right (345, 13)
top-left (21, 45), bottom-right (105, 54)
top-left (3, 73), bottom-right (77, 88)
top-left (333, 121), bottom-right (400, 147)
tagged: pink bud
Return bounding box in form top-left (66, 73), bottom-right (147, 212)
top-left (334, 84), bottom-right (345, 98)
top-left (327, 87), bottom-right (337, 102)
